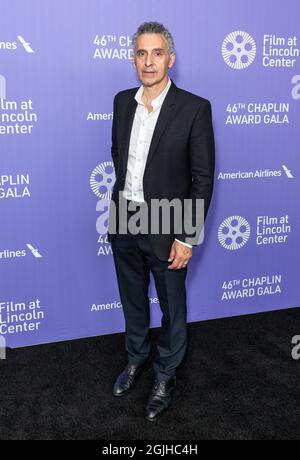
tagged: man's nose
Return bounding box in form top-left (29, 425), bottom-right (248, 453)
top-left (145, 54), bottom-right (154, 67)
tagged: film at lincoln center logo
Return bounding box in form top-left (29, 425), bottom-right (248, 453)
top-left (218, 216), bottom-right (251, 250)
top-left (90, 161), bottom-right (115, 199)
top-left (222, 31), bottom-right (256, 70)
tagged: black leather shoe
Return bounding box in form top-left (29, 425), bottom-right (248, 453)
top-left (113, 360), bottom-right (150, 397)
top-left (145, 376), bottom-right (176, 421)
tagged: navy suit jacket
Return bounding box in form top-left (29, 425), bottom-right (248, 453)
top-left (107, 79), bottom-right (215, 261)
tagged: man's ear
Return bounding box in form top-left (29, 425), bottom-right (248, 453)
top-left (168, 52), bottom-right (176, 69)
top-left (132, 56), bottom-right (136, 68)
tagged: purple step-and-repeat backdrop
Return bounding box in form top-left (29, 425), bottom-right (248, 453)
top-left (1, 0), bottom-right (300, 348)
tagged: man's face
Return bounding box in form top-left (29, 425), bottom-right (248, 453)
top-left (133, 33), bottom-right (175, 87)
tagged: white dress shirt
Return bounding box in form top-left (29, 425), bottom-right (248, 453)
top-left (122, 77), bottom-right (192, 249)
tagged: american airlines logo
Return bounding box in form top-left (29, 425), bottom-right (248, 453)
top-left (282, 165), bottom-right (294, 178)
top-left (218, 165), bottom-right (294, 181)
top-left (0, 36), bottom-right (35, 54)
top-left (26, 244), bottom-right (42, 258)
top-left (17, 36), bottom-right (35, 53)
top-left (0, 244), bottom-right (43, 260)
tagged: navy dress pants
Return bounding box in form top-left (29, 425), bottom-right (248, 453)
top-left (111, 204), bottom-right (188, 381)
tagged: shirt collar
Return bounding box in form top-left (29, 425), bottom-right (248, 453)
top-left (134, 77), bottom-right (171, 111)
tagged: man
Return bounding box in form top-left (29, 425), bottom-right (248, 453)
top-left (107, 21), bottom-right (215, 421)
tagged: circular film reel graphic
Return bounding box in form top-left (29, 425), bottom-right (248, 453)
top-left (222, 31), bottom-right (256, 70)
top-left (90, 162), bottom-right (115, 199)
top-left (218, 216), bottom-right (250, 250)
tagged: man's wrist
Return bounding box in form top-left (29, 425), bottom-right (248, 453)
top-left (175, 238), bottom-right (193, 249)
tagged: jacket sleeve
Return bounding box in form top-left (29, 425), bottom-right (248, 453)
top-left (111, 94), bottom-right (119, 173)
top-left (175, 100), bottom-right (215, 246)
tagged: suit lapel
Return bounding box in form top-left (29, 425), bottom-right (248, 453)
top-left (144, 81), bottom-right (177, 173)
top-left (122, 80), bottom-right (177, 178)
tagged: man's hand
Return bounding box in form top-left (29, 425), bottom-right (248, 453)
top-left (168, 240), bottom-right (192, 270)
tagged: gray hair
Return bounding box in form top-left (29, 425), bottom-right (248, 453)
top-left (132, 21), bottom-right (175, 55)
